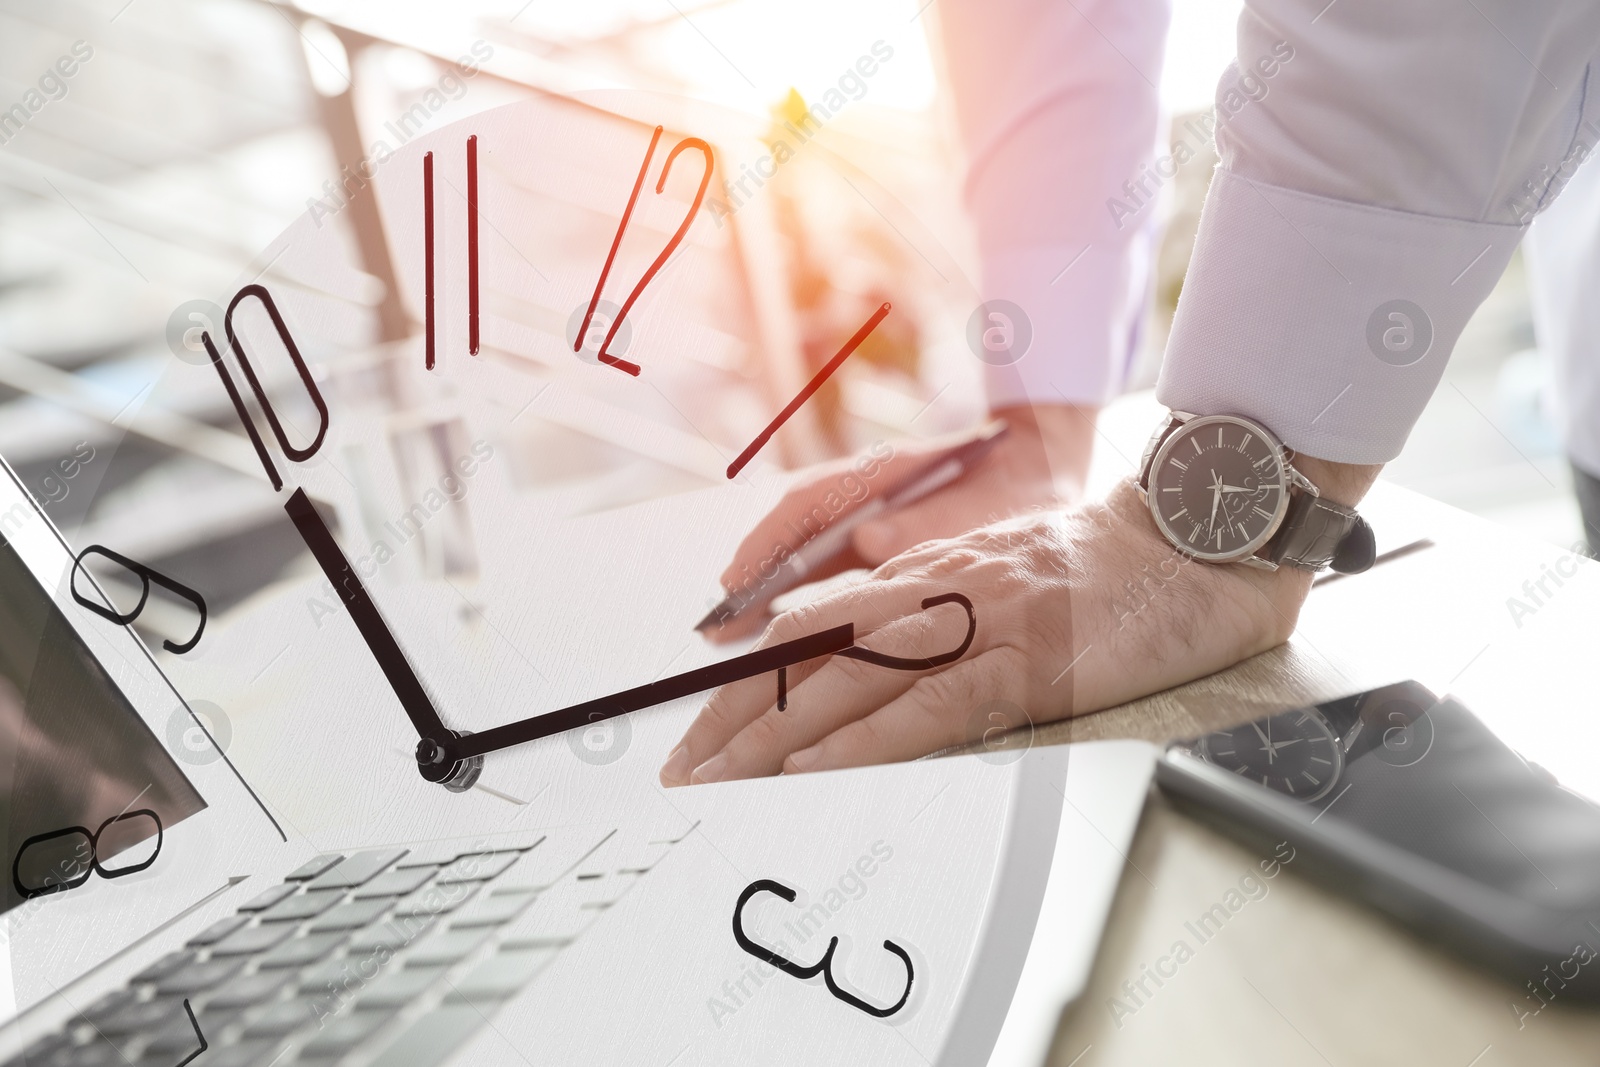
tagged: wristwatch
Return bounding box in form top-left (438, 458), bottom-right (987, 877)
top-left (1137, 411), bottom-right (1375, 574)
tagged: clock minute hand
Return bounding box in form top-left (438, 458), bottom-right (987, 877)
top-left (422, 593), bottom-right (978, 778)
top-left (427, 623), bottom-right (858, 770)
top-left (284, 488), bottom-right (455, 748)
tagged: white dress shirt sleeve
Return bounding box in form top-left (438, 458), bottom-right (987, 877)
top-left (1157, 0), bottom-right (1600, 464)
top-left (934, 0), bottom-right (1170, 410)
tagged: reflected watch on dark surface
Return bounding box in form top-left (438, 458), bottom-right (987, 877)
top-left (1191, 681), bottom-right (1438, 803)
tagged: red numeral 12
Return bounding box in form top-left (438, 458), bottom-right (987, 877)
top-left (576, 125), bottom-right (714, 376)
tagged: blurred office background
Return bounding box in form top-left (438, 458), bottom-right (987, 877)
top-left (0, 0), bottom-right (1584, 643)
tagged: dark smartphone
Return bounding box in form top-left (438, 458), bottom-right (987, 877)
top-left (1157, 681), bottom-right (1600, 1010)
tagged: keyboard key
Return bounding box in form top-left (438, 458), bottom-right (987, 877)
top-left (501, 899), bottom-right (599, 946)
top-left (238, 883), bottom-right (298, 912)
top-left (308, 898), bottom-right (392, 933)
top-left (259, 889), bottom-right (344, 923)
top-left (446, 948), bottom-right (556, 1002)
top-left (97, 997), bottom-right (184, 1036)
top-left (448, 890), bottom-right (533, 929)
top-left (240, 999), bottom-right (321, 1038)
top-left (185, 914), bottom-right (249, 947)
top-left (347, 916), bottom-right (433, 955)
top-left (570, 835), bottom-right (662, 878)
top-left (540, 871), bottom-right (639, 909)
top-left (131, 951), bottom-right (195, 984)
top-left (208, 971), bottom-right (293, 1009)
top-left (393, 841), bottom-right (484, 869)
top-left (141, 1005), bottom-right (232, 1055)
top-left (435, 852), bottom-right (519, 884)
top-left (298, 1007), bottom-right (397, 1058)
top-left (306, 850), bottom-right (407, 890)
top-left (648, 823), bottom-right (698, 844)
top-left (152, 957), bottom-right (243, 995)
top-left (365, 1005), bottom-right (484, 1067)
top-left (392, 882), bottom-right (475, 918)
top-left (493, 829), bottom-right (612, 889)
top-left (49, 1037), bottom-right (129, 1067)
top-left (184, 1040), bottom-right (276, 1067)
top-left (613, 842), bottom-right (673, 875)
top-left (285, 855), bottom-right (344, 882)
top-left (353, 966), bottom-right (445, 1010)
top-left (404, 929), bottom-right (490, 967)
top-left (208, 922), bottom-right (295, 958)
top-left (351, 867), bottom-right (434, 899)
top-left (76, 988), bottom-right (136, 1025)
top-left (257, 933), bottom-right (346, 969)
top-left (390, 834), bottom-right (539, 869)
top-left (298, 957), bottom-right (357, 992)
top-left (7, 1031), bottom-right (71, 1066)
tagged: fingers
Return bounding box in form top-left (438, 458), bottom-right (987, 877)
top-left (683, 650), bottom-right (924, 784)
top-left (660, 578), bottom-right (980, 786)
top-left (785, 650), bottom-right (1022, 774)
top-left (853, 478), bottom-right (1002, 562)
top-left (717, 450), bottom-right (913, 593)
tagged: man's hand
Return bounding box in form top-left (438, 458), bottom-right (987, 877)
top-left (660, 475), bottom-right (1324, 786)
top-left (706, 403), bottom-right (1096, 643)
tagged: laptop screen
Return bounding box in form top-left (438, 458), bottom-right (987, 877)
top-left (0, 530), bottom-right (206, 915)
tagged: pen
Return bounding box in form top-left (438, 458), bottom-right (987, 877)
top-left (694, 419), bottom-right (1011, 631)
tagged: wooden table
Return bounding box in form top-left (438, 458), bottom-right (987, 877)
top-left (1029, 480), bottom-right (1600, 1066)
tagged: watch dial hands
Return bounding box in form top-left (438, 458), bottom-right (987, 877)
top-left (1208, 470), bottom-right (1222, 534)
top-left (1250, 718), bottom-right (1276, 763)
top-left (418, 593), bottom-right (978, 782)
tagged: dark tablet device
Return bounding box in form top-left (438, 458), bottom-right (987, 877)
top-left (1157, 681), bottom-right (1600, 1010)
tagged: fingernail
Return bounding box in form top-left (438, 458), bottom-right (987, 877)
top-left (786, 748), bottom-right (816, 773)
top-left (691, 752), bottom-right (729, 784)
top-left (659, 745), bottom-right (692, 786)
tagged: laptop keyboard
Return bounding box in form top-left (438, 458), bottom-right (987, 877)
top-left (15, 826), bottom-right (681, 1067)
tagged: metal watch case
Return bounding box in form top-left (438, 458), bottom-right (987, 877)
top-left (1137, 411), bottom-right (1318, 571)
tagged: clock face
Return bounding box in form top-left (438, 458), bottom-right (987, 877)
top-left (1148, 414), bottom-right (1289, 562)
top-left (53, 88), bottom-right (1011, 839)
top-left (1198, 707), bottom-right (1344, 801)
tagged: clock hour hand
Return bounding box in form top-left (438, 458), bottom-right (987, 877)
top-left (417, 593), bottom-right (978, 783)
top-left (283, 489), bottom-right (476, 788)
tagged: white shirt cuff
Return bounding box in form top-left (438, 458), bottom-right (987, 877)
top-left (1157, 168), bottom-right (1525, 464)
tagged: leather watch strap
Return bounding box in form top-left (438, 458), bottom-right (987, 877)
top-left (1260, 493), bottom-right (1376, 574)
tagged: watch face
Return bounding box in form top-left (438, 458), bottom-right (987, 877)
top-left (1147, 414), bottom-right (1289, 562)
top-left (1198, 707), bottom-right (1344, 801)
